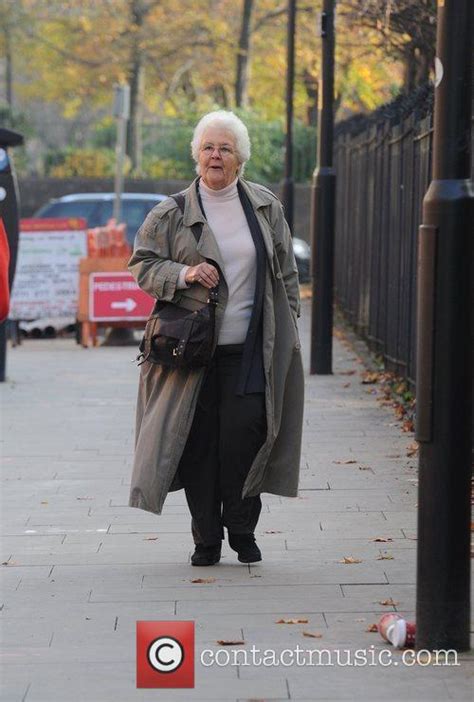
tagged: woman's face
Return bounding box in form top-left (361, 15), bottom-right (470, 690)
top-left (198, 127), bottom-right (241, 190)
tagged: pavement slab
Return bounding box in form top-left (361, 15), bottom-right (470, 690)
top-left (1, 299), bottom-right (472, 701)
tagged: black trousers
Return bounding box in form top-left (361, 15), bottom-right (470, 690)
top-left (177, 344), bottom-right (266, 546)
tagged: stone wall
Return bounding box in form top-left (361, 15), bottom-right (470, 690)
top-left (18, 177), bottom-right (312, 243)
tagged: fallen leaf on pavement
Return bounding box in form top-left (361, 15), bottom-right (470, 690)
top-left (143, 537), bottom-right (158, 541)
top-left (302, 631), bottom-right (323, 638)
top-left (402, 419), bottom-right (415, 433)
top-left (191, 577), bottom-right (216, 584)
top-left (333, 459), bottom-right (357, 465)
top-left (361, 372), bottom-right (379, 384)
top-left (407, 442), bottom-right (419, 457)
top-left (378, 598), bottom-right (399, 606)
top-left (339, 556), bottom-right (362, 564)
top-left (366, 623), bottom-right (379, 632)
top-left (216, 639), bottom-right (245, 645)
top-left (394, 404), bottom-right (406, 419)
top-left (376, 554), bottom-right (394, 560)
top-left (342, 382), bottom-right (351, 388)
top-left (339, 370), bottom-right (356, 375)
top-left (372, 537), bottom-right (393, 542)
top-left (276, 618), bottom-right (309, 624)
top-left (264, 530), bottom-right (283, 534)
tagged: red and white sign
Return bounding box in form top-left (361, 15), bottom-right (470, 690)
top-left (20, 217), bottom-right (87, 232)
top-left (89, 272), bottom-right (154, 321)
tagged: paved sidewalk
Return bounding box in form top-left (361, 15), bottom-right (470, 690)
top-left (1, 300), bottom-right (472, 701)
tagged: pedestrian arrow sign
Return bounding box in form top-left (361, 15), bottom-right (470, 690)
top-left (89, 272), bottom-right (154, 321)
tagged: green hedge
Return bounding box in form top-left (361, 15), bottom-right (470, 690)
top-left (5, 107), bottom-right (317, 183)
top-left (88, 113), bottom-right (317, 183)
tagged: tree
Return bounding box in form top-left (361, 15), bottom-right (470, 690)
top-left (2, 0), bottom-right (424, 175)
top-left (235, 0), bottom-right (255, 108)
top-left (339, 0), bottom-right (437, 92)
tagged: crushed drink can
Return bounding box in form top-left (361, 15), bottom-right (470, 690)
top-left (378, 613), bottom-right (416, 648)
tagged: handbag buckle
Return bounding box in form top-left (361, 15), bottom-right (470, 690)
top-left (208, 288), bottom-right (218, 305)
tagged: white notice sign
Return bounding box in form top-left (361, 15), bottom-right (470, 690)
top-left (9, 218), bottom-right (88, 320)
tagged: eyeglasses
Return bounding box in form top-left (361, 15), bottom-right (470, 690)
top-left (200, 144), bottom-right (236, 157)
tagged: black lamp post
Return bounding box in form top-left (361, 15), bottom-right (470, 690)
top-left (310, 0), bottom-right (336, 375)
top-left (282, 0), bottom-right (296, 232)
top-left (415, 0), bottom-right (473, 650)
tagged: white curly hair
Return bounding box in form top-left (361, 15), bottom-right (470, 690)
top-left (191, 110), bottom-right (251, 176)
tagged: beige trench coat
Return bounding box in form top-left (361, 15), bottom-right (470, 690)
top-left (128, 176), bottom-right (305, 516)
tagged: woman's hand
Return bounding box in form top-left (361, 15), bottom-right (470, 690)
top-left (185, 262), bottom-right (219, 289)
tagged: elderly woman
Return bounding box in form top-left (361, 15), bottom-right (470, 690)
top-left (128, 110), bottom-right (304, 566)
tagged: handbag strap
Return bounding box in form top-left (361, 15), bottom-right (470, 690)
top-left (170, 192), bottom-right (203, 244)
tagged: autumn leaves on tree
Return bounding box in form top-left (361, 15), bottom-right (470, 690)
top-left (0, 0), bottom-right (436, 174)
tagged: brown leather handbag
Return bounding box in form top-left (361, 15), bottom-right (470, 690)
top-left (135, 193), bottom-right (219, 369)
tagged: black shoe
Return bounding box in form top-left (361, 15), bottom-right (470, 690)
top-left (191, 543), bottom-right (221, 566)
top-left (228, 533), bottom-right (262, 563)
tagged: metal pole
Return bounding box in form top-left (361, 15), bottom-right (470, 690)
top-left (415, 0), bottom-right (473, 651)
top-left (282, 0), bottom-right (296, 231)
top-left (310, 0), bottom-right (336, 375)
top-left (113, 117), bottom-right (127, 223)
top-left (113, 84), bottom-right (130, 224)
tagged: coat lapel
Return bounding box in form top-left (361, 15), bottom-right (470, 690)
top-left (182, 177), bottom-right (227, 278)
top-left (195, 222), bottom-right (227, 277)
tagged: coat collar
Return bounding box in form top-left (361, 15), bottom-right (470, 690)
top-left (181, 175), bottom-right (276, 279)
top-left (182, 175), bottom-right (275, 227)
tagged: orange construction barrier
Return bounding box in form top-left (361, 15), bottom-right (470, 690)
top-left (86, 219), bottom-right (131, 259)
top-left (78, 220), bottom-right (137, 347)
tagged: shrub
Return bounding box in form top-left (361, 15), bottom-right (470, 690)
top-left (46, 148), bottom-right (129, 178)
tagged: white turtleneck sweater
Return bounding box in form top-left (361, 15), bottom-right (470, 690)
top-left (176, 177), bottom-right (257, 345)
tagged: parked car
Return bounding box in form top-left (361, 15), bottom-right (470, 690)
top-left (34, 192), bottom-right (167, 246)
top-left (33, 191), bottom-right (311, 282)
top-left (290, 236), bottom-right (310, 283)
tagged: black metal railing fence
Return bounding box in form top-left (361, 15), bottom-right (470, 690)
top-left (334, 83), bottom-right (472, 391)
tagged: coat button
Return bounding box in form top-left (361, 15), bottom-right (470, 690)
top-left (294, 342), bottom-right (301, 350)
top-left (276, 271), bottom-right (282, 279)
